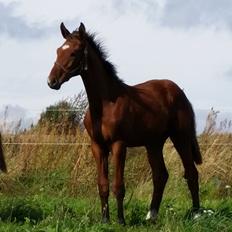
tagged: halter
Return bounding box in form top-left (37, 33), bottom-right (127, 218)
top-left (54, 47), bottom-right (88, 76)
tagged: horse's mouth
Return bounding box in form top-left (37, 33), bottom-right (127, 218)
top-left (50, 84), bottom-right (61, 90)
top-left (47, 79), bottom-right (61, 90)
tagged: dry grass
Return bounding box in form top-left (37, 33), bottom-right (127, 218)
top-left (0, 107), bottom-right (231, 198)
top-left (1, 127), bottom-right (231, 196)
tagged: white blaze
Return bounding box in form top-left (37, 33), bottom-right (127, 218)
top-left (62, 44), bottom-right (70, 50)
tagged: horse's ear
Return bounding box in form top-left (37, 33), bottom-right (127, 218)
top-left (60, 22), bottom-right (70, 39)
top-left (79, 22), bottom-right (86, 39)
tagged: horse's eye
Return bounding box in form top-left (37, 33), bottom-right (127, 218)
top-left (70, 52), bottom-right (76, 57)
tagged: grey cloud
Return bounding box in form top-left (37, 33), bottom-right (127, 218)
top-left (160, 0), bottom-right (232, 29)
top-left (111, 0), bottom-right (158, 15)
top-left (0, 2), bottom-right (54, 39)
top-left (224, 67), bottom-right (232, 80)
top-left (112, 0), bottom-right (232, 30)
top-left (0, 105), bottom-right (34, 132)
top-left (107, 0), bottom-right (160, 21)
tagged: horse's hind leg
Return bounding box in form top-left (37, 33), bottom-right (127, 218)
top-left (145, 143), bottom-right (168, 222)
top-left (170, 135), bottom-right (200, 210)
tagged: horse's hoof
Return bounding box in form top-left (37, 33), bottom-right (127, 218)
top-left (145, 209), bottom-right (157, 223)
top-left (102, 217), bottom-right (110, 224)
top-left (185, 207), bottom-right (205, 220)
top-left (118, 217), bottom-right (126, 226)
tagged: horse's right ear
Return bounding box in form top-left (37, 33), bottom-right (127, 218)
top-left (60, 22), bottom-right (70, 39)
top-left (78, 22), bottom-right (86, 39)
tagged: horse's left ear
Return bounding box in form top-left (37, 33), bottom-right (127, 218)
top-left (79, 22), bottom-right (86, 39)
top-left (60, 22), bottom-right (71, 39)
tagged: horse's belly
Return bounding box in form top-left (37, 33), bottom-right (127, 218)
top-left (120, 123), bottom-right (168, 147)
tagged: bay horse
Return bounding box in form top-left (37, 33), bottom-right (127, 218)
top-left (47, 23), bottom-right (202, 224)
top-left (0, 133), bottom-right (7, 173)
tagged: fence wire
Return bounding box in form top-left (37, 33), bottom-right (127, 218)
top-left (2, 142), bottom-right (232, 146)
top-left (2, 142), bottom-right (90, 146)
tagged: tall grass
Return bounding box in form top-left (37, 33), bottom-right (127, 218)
top-left (0, 104), bottom-right (231, 231)
top-left (1, 115), bottom-right (232, 197)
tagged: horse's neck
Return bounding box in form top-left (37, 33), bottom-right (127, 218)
top-left (81, 47), bottom-right (124, 118)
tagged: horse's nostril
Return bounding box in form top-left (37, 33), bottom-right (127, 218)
top-left (47, 77), bottom-right (54, 85)
top-left (48, 77), bottom-right (55, 86)
top-left (47, 77), bottom-right (60, 90)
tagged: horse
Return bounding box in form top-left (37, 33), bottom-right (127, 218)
top-left (0, 133), bottom-right (7, 173)
top-left (47, 22), bottom-right (202, 225)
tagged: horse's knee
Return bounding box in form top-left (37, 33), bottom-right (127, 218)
top-left (184, 165), bottom-right (198, 181)
top-left (112, 184), bottom-right (125, 199)
top-left (98, 183), bottom-right (109, 198)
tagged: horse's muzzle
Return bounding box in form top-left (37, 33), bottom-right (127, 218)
top-left (47, 78), bottom-right (61, 90)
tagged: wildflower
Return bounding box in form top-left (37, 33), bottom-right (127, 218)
top-left (203, 209), bottom-right (214, 216)
top-left (225, 185), bottom-right (231, 189)
top-left (206, 209), bottom-right (214, 215)
top-left (193, 213), bottom-right (201, 220)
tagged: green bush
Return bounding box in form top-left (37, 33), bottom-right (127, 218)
top-left (37, 91), bottom-right (87, 135)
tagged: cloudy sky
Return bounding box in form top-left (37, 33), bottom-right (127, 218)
top-left (0, 0), bottom-right (232, 131)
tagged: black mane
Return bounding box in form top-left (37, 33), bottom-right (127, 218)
top-left (73, 31), bottom-right (124, 85)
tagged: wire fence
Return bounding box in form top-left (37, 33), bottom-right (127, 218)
top-left (2, 142), bottom-right (90, 146)
top-left (1, 106), bottom-right (232, 148)
top-left (2, 142), bottom-right (232, 146)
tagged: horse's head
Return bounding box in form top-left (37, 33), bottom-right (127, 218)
top-left (48, 22), bottom-right (87, 90)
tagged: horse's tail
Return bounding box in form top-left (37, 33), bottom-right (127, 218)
top-left (0, 133), bottom-right (7, 172)
top-left (188, 102), bottom-right (202, 165)
top-left (191, 133), bottom-right (202, 165)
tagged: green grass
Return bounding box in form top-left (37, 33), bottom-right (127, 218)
top-left (0, 172), bottom-right (231, 232)
top-left (0, 194), bottom-right (231, 232)
top-left (1, 130), bottom-right (232, 231)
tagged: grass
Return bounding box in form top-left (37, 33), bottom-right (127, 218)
top-left (0, 111), bottom-right (232, 231)
top-left (0, 185), bottom-right (231, 232)
top-left (0, 162), bottom-right (231, 231)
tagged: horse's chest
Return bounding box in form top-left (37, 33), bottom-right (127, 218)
top-left (101, 117), bottom-right (119, 141)
top-left (84, 110), bottom-right (120, 142)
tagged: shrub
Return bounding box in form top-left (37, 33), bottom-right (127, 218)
top-left (37, 91), bottom-right (88, 135)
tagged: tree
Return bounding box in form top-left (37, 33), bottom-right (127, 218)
top-left (38, 91), bottom-right (88, 135)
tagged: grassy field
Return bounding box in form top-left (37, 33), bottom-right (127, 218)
top-left (0, 189), bottom-right (231, 232)
top-left (0, 110), bottom-right (232, 231)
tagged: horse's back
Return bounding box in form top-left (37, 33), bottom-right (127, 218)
top-left (133, 79), bottom-right (196, 132)
top-left (132, 79), bottom-right (188, 114)
top-left (134, 79), bottom-right (183, 101)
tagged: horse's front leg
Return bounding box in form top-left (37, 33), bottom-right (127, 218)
top-left (111, 141), bottom-right (126, 225)
top-left (91, 141), bottom-right (110, 223)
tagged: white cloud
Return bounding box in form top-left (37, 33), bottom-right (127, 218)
top-left (0, 2), bottom-right (54, 39)
top-left (161, 0), bottom-right (232, 29)
top-left (0, 0), bottom-right (231, 129)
